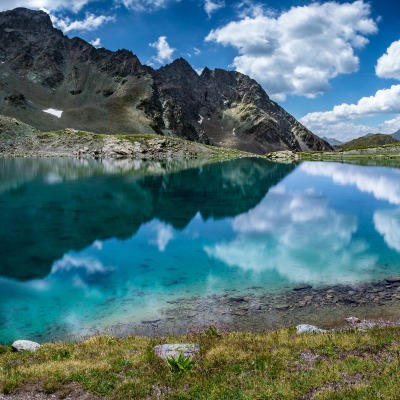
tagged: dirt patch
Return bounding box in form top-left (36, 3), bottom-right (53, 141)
top-left (294, 350), bottom-right (321, 371)
top-left (0, 383), bottom-right (101, 400)
top-left (302, 373), bottom-right (367, 400)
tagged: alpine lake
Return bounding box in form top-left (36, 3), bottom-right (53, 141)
top-left (1, 156), bottom-right (400, 343)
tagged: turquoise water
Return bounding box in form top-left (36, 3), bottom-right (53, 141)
top-left (1, 157), bottom-right (400, 342)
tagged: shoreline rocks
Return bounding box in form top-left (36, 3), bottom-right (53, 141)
top-left (11, 277), bottom-right (400, 343)
top-left (265, 150), bottom-right (300, 161)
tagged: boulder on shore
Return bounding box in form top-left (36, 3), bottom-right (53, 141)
top-left (296, 324), bottom-right (327, 334)
top-left (153, 343), bottom-right (200, 359)
top-left (12, 340), bottom-right (40, 352)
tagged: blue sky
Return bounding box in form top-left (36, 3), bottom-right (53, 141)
top-left (2, 0), bottom-right (400, 140)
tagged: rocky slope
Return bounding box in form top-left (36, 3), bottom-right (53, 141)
top-left (0, 115), bottom-right (38, 152)
top-left (0, 115), bottom-right (255, 159)
top-left (0, 8), bottom-right (331, 154)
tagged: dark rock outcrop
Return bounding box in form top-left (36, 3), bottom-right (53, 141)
top-left (0, 8), bottom-right (332, 154)
top-left (0, 114), bottom-right (38, 152)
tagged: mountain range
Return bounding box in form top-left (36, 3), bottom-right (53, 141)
top-left (322, 136), bottom-right (343, 146)
top-left (392, 129), bottom-right (400, 141)
top-left (0, 7), bottom-right (332, 154)
top-left (338, 133), bottom-right (398, 150)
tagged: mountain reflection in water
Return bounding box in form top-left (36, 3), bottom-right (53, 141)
top-left (0, 157), bottom-right (293, 280)
top-left (1, 158), bottom-right (400, 342)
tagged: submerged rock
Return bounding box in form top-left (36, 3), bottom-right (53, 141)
top-left (153, 343), bottom-right (200, 359)
top-left (12, 340), bottom-right (40, 352)
top-left (293, 284), bottom-right (313, 291)
top-left (386, 277), bottom-right (400, 283)
top-left (296, 324), bottom-right (327, 334)
top-left (275, 304), bottom-right (290, 310)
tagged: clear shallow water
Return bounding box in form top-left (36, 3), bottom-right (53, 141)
top-left (1, 157), bottom-right (400, 342)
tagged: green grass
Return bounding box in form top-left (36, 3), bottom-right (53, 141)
top-left (36, 130), bottom-right (105, 140)
top-left (337, 142), bottom-right (400, 152)
top-left (114, 133), bottom-right (167, 141)
top-left (1, 327), bottom-right (400, 399)
top-left (300, 142), bottom-right (400, 163)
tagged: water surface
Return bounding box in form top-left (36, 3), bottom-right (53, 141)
top-left (1, 157), bottom-right (400, 342)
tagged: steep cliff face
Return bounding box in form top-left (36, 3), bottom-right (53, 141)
top-left (0, 8), bottom-right (332, 154)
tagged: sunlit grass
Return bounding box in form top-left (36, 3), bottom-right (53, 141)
top-left (1, 327), bottom-right (400, 399)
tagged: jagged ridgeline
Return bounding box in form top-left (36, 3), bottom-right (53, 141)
top-left (0, 8), bottom-right (332, 154)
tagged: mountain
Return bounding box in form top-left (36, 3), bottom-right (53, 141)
top-left (0, 8), bottom-right (332, 154)
top-left (339, 133), bottom-right (398, 150)
top-left (392, 129), bottom-right (400, 140)
top-left (322, 136), bottom-right (343, 146)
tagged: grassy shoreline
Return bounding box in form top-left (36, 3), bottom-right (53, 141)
top-left (299, 141), bottom-right (400, 163)
top-left (2, 321), bottom-right (400, 399)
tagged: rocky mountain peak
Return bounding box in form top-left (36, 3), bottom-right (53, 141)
top-left (0, 7), bottom-right (332, 154)
top-left (0, 7), bottom-right (56, 33)
top-left (157, 57), bottom-right (199, 81)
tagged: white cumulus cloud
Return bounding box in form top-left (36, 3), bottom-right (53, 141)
top-left (205, 0), bottom-right (377, 101)
top-left (305, 122), bottom-right (376, 142)
top-left (300, 85), bottom-right (400, 140)
top-left (376, 39), bottom-right (400, 80)
top-left (116, 0), bottom-right (178, 11)
top-left (0, 0), bottom-right (180, 12)
top-left (381, 115), bottom-right (400, 132)
top-left (90, 37), bottom-right (103, 48)
top-left (0, 0), bottom-right (94, 12)
top-left (149, 36), bottom-right (175, 64)
top-left (204, 0), bottom-right (225, 17)
top-left (50, 12), bottom-right (114, 33)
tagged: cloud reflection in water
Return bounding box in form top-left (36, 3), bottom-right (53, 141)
top-left (301, 162), bottom-right (400, 205)
top-left (374, 209), bottom-right (400, 252)
top-left (206, 185), bottom-right (377, 285)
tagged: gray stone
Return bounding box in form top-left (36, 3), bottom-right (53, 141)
top-left (386, 277), bottom-right (400, 283)
top-left (12, 340), bottom-right (40, 352)
top-left (275, 304), bottom-right (290, 310)
top-left (346, 317), bottom-right (361, 324)
top-left (293, 284), bottom-right (312, 291)
top-left (296, 324), bottom-right (327, 334)
top-left (153, 343), bottom-right (200, 359)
